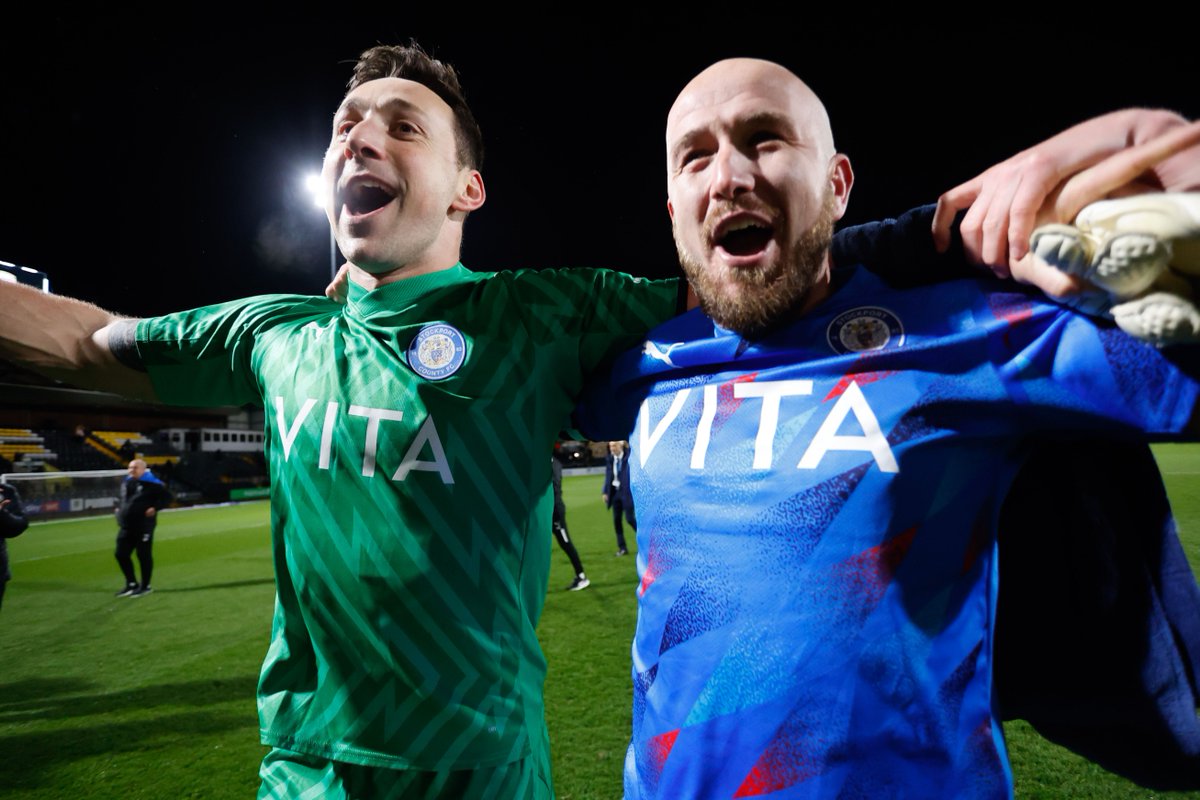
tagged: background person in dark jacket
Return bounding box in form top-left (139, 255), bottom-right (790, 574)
top-left (0, 481), bottom-right (29, 610)
top-left (115, 459), bottom-right (170, 597)
top-left (552, 456), bottom-right (589, 591)
top-left (602, 441), bottom-right (636, 556)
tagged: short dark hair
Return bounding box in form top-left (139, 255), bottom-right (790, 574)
top-left (349, 43), bottom-right (484, 170)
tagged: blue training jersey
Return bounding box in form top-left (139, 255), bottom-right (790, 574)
top-left (577, 266), bottom-right (1198, 800)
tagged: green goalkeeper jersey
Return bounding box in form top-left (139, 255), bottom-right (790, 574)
top-left (134, 264), bottom-right (680, 770)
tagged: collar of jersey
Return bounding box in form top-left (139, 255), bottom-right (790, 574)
top-left (345, 263), bottom-right (474, 319)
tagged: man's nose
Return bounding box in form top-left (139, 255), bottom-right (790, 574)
top-left (710, 145), bottom-right (755, 200)
top-left (344, 118), bottom-right (386, 161)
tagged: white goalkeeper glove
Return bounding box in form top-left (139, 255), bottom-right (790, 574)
top-left (1030, 192), bottom-right (1200, 346)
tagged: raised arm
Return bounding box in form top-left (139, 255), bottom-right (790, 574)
top-left (0, 281), bottom-right (156, 399)
top-left (933, 108), bottom-right (1200, 278)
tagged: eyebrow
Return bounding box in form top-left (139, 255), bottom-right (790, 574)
top-left (333, 95), bottom-right (430, 123)
top-left (670, 110), bottom-right (798, 163)
top-left (738, 110), bottom-right (796, 135)
top-left (669, 129), bottom-right (706, 165)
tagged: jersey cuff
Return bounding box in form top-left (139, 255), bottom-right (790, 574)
top-left (108, 319), bottom-right (147, 372)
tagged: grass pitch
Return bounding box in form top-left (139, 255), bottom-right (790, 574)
top-left (3, 449), bottom-right (1200, 799)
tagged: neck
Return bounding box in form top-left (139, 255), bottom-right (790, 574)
top-left (342, 226), bottom-right (465, 290)
top-left (346, 259), bottom-right (457, 291)
top-left (796, 255), bottom-right (834, 317)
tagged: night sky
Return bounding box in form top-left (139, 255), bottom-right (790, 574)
top-left (3, 17), bottom-right (1197, 318)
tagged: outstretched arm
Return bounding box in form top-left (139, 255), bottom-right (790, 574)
top-left (933, 108), bottom-right (1200, 283)
top-left (0, 281), bottom-right (156, 399)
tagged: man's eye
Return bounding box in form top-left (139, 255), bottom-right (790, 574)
top-left (335, 120), bottom-right (355, 138)
top-left (392, 121), bottom-right (418, 136)
top-left (749, 131), bottom-right (782, 147)
top-left (680, 151), bottom-right (711, 170)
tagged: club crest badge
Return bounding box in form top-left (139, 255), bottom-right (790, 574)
top-left (827, 307), bottom-right (905, 354)
top-left (408, 323), bottom-right (467, 380)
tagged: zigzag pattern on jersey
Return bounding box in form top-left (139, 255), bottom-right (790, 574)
top-left (261, 312), bottom-right (548, 761)
top-left (274, 525), bottom-right (514, 755)
top-left (450, 322), bottom-right (548, 523)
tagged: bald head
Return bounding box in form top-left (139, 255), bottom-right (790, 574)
top-left (128, 459), bottom-right (147, 479)
top-left (667, 58), bottom-right (836, 173)
top-left (663, 57), bottom-right (854, 335)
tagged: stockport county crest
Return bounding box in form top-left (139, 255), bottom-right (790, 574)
top-left (408, 323), bottom-right (467, 380)
top-left (827, 307), bottom-right (905, 355)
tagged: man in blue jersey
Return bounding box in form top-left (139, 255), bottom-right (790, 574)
top-left (577, 59), bottom-right (1200, 798)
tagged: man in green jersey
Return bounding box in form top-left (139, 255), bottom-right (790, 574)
top-left (0, 43), bottom-right (681, 798)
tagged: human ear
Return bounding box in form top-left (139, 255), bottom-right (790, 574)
top-left (451, 170), bottom-right (486, 213)
top-left (829, 155), bottom-right (854, 221)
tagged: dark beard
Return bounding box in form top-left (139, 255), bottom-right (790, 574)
top-left (677, 190), bottom-right (837, 338)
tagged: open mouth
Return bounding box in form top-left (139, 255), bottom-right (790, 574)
top-left (343, 180), bottom-right (397, 216)
top-left (716, 218), bottom-right (774, 257)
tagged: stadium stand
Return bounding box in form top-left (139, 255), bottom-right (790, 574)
top-left (171, 450), bottom-right (267, 502)
top-left (36, 429), bottom-right (117, 472)
top-left (78, 429), bottom-right (181, 469)
top-left (0, 427), bottom-right (55, 472)
top-left (2, 421), bottom-right (264, 510)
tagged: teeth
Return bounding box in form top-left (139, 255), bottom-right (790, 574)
top-left (716, 217), bottom-right (770, 241)
top-left (343, 178), bottom-right (396, 197)
top-left (725, 219), bottom-right (765, 233)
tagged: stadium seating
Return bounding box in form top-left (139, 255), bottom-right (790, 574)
top-left (0, 427), bottom-right (56, 473)
top-left (84, 429), bottom-right (180, 468)
top-left (0, 427), bottom-right (188, 475)
top-left (36, 429), bottom-right (116, 472)
top-left (0, 420), bottom-right (267, 507)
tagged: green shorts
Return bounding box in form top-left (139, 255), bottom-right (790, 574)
top-left (256, 745), bottom-right (553, 800)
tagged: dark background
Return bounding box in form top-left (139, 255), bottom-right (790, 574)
top-left (2, 16), bottom-right (1197, 317)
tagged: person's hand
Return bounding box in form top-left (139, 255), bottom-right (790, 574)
top-left (145, 507), bottom-right (156, 518)
top-left (326, 263), bottom-right (352, 303)
top-left (602, 493), bottom-right (609, 504)
top-left (1047, 120), bottom-right (1200, 226)
top-left (0, 499), bottom-right (9, 510)
top-left (933, 111), bottom-right (1200, 290)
